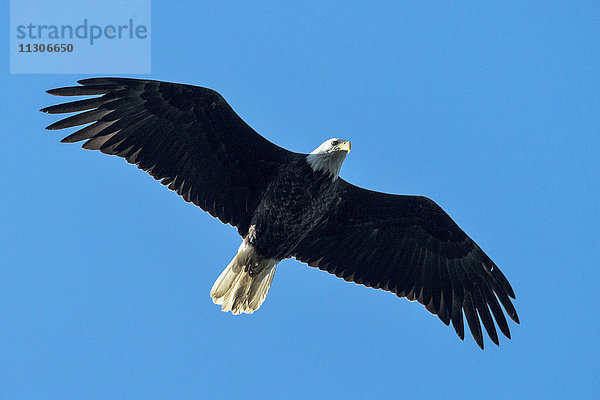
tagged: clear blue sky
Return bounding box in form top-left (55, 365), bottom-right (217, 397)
top-left (2, 1), bottom-right (599, 399)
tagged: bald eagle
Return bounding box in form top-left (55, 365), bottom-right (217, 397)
top-left (41, 78), bottom-right (518, 349)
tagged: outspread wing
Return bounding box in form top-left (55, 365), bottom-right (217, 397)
top-left (42, 78), bottom-right (296, 235)
top-left (293, 180), bottom-right (519, 349)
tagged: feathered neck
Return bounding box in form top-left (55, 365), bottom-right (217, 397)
top-left (305, 151), bottom-right (347, 181)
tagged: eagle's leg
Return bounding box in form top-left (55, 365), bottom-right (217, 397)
top-left (210, 241), bottom-right (278, 315)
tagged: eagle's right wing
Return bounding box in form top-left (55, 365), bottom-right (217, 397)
top-left (42, 78), bottom-right (297, 236)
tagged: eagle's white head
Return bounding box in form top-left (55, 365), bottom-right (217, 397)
top-left (306, 138), bottom-right (351, 180)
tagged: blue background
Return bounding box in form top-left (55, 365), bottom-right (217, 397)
top-left (2, 1), bottom-right (599, 399)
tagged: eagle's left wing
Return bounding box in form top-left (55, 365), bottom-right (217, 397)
top-left (293, 179), bottom-right (519, 349)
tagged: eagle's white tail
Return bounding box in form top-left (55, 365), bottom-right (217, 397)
top-left (210, 242), bottom-right (278, 315)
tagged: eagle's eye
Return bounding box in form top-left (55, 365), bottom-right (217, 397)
top-left (331, 140), bottom-right (339, 146)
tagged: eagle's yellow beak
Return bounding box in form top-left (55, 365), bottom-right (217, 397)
top-left (338, 140), bottom-right (351, 153)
